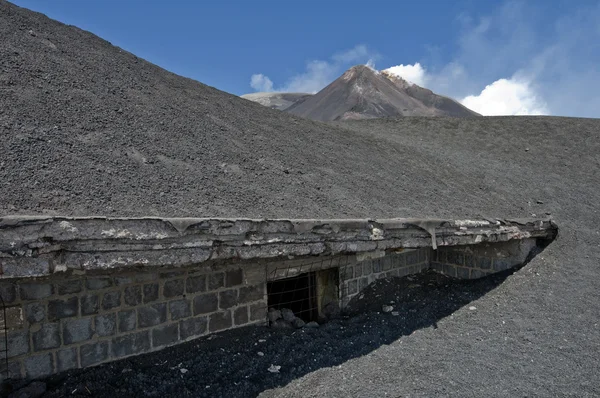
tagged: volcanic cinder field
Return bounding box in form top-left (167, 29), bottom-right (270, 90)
top-left (1, 0), bottom-right (600, 397)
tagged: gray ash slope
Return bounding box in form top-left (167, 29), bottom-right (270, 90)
top-left (1, 2), bottom-right (600, 396)
top-left (285, 65), bottom-right (479, 121)
top-left (263, 117), bottom-right (600, 397)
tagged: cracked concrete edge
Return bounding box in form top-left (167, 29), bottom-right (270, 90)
top-left (0, 216), bottom-right (557, 279)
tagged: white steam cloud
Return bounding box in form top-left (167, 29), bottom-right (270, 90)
top-left (250, 73), bottom-right (274, 92)
top-left (382, 63), bottom-right (429, 86)
top-left (461, 78), bottom-right (548, 116)
top-left (248, 44), bottom-right (378, 94)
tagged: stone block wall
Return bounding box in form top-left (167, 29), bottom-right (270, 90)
top-left (340, 248), bottom-right (430, 306)
top-left (0, 264), bottom-right (267, 381)
top-left (430, 238), bottom-right (538, 279)
top-left (0, 238), bottom-right (540, 382)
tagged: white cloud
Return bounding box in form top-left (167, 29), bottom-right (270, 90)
top-left (249, 44), bottom-right (378, 94)
top-left (461, 78), bottom-right (548, 115)
top-left (382, 63), bottom-right (428, 86)
top-left (250, 74), bottom-right (274, 92)
top-left (281, 60), bottom-right (337, 93)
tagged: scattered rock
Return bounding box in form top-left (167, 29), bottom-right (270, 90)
top-left (267, 309), bottom-right (282, 323)
top-left (322, 301), bottom-right (340, 319)
top-left (281, 308), bottom-right (296, 323)
top-left (305, 321), bottom-right (320, 328)
top-left (258, 339), bottom-right (266, 343)
top-left (257, 352), bottom-right (264, 357)
top-left (180, 368), bottom-right (188, 374)
top-left (272, 319), bottom-right (293, 329)
top-left (391, 311), bottom-right (399, 316)
top-left (469, 306), bottom-right (477, 311)
top-left (382, 305), bottom-right (394, 313)
top-left (267, 364), bottom-right (281, 373)
top-left (292, 318), bottom-right (306, 329)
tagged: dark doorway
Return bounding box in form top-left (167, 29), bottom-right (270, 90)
top-left (267, 272), bottom-right (318, 322)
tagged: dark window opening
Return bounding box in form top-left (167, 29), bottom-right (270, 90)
top-left (267, 272), bottom-right (318, 322)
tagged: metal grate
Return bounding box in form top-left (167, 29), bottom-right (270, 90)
top-left (266, 256), bottom-right (350, 322)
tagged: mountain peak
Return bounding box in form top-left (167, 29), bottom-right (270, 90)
top-left (285, 66), bottom-right (479, 121)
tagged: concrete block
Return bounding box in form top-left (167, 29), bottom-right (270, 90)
top-left (25, 302), bottom-right (46, 324)
top-left (6, 330), bottom-right (29, 358)
top-left (2, 360), bottom-right (23, 381)
top-left (152, 323), bottom-right (179, 347)
top-left (81, 294), bottom-right (99, 315)
top-left (32, 323), bottom-right (60, 351)
top-left (456, 266), bottom-right (471, 279)
top-left (359, 277), bottom-right (368, 291)
top-left (406, 250), bottom-right (420, 266)
top-left (249, 302), bottom-right (267, 322)
top-left (225, 269), bottom-right (243, 287)
top-left (477, 257), bottom-right (492, 270)
top-left (239, 284), bottom-right (265, 303)
top-left (209, 311), bottom-right (232, 332)
top-left (339, 266), bottom-right (353, 281)
top-left (471, 269), bottom-right (488, 279)
top-left (464, 254), bottom-right (476, 268)
top-left (2, 306), bottom-right (23, 330)
top-left (169, 299), bottom-right (191, 321)
top-left (180, 316), bottom-right (207, 340)
top-left (102, 291), bottom-right (121, 311)
top-left (95, 313), bottom-right (117, 337)
top-left (124, 285), bottom-right (142, 306)
top-left (19, 283), bottom-right (53, 300)
top-left (193, 293), bottom-right (218, 315)
top-left (493, 258), bottom-right (514, 272)
top-left (160, 271), bottom-right (185, 279)
top-left (138, 303), bottom-right (167, 328)
top-left (0, 283), bottom-right (17, 304)
top-left (112, 331), bottom-right (150, 358)
top-left (362, 260), bottom-right (372, 275)
top-left (234, 306), bottom-right (248, 325)
top-left (80, 341), bottom-right (109, 367)
top-left (382, 257), bottom-right (392, 271)
top-left (348, 279), bottom-right (358, 295)
top-left (208, 272), bottom-right (224, 290)
top-left (447, 251), bottom-right (464, 266)
top-left (186, 275), bottom-right (206, 294)
top-left (164, 279), bottom-right (184, 298)
top-left (219, 290), bottom-right (238, 310)
top-left (143, 283), bottom-right (159, 303)
top-left (86, 277), bottom-right (113, 290)
top-left (443, 264), bottom-right (457, 278)
top-left (56, 280), bottom-right (82, 295)
top-left (134, 273), bottom-right (158, 283)
top-left (114, 276), bottom-right (134, 286)
top-left (57, 347), bottom-right (78, 372)
top-left (62, 318), bottom-right (93, 345)
top-left (48, 297), bottom-right (79, 321)
top-left (372, 258), bottom-right (382, 273)
top-left (354, 264), bottom-right (363, 277)
top-left (118, 310), bottom-right (137, 333)
top-left (24, 352), bottom-right (53, 379)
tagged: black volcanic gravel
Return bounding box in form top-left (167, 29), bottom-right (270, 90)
top-left (35, 271), bottom-right (510, 398)
top-left (1, 1), bottom-right (600, 397)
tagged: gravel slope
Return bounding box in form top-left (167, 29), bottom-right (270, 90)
top-left (260, 117), bottom-right (600, 397)
top-left (1, 1), bottom-right (600, 396)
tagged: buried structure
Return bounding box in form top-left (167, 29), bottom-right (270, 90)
top-left (0, 216), bottom-right (556, 381)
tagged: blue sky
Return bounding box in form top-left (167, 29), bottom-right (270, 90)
top-left (11, 0), bottom-right (600, 117)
